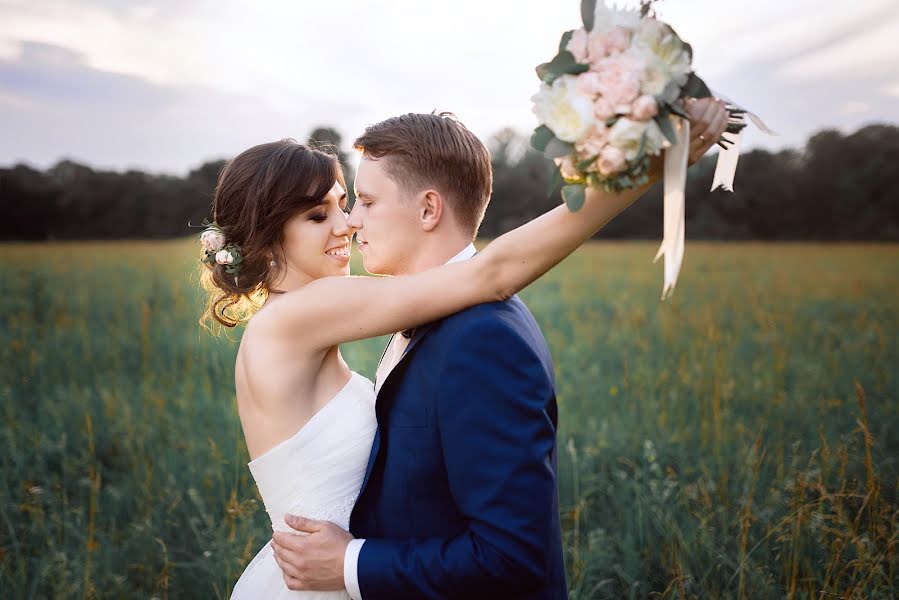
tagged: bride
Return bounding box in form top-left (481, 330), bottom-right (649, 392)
top-left (202, 103), bottom-right (728, 599)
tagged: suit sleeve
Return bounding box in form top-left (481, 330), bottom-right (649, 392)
top-left (356, 314), bottom-right (558, 598)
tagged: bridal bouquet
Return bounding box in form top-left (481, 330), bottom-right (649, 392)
top-left (531, 0), bottom-right (771, 298)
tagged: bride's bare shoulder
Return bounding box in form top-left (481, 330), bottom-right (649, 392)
top-left (235, 299), bottom-right (336, 458)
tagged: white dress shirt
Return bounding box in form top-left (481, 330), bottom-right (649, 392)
top-left (343, 242), bottom-right (477, 600)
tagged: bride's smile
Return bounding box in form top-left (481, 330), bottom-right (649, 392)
top-left (273, 180), bottom-right (355, 288)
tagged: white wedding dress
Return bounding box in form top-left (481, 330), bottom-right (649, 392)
top-left (231, 371), bottom-right (377, 599)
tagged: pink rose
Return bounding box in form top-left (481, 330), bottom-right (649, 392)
top-left (200, 229), bottom-right (225, 252)
top-left (604, 27), bottom-right (631, 54)
top-left (576, 71), bottom-right (603, 98)
top-left (587, 35), bottom-right (608, 65)
top-left (598, 145), bottom-right (627, 176)
top-left (594, 97), bottom-right (615, 121)
top-left (215, 249), bottom-right (235, 265)
top-left (575, 124), bottom-right (609, 159)
top-left (597, 54), bottom-right (642, 107)
top-left (554, 156), bottom-right (580, 181)
top-left (566, 28), bottom-right (590, 63)
top-left (631, 95), bottom-right (659, 121)
top-left (587, 27), bottom-right (632, 65)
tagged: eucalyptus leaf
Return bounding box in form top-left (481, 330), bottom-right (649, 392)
top-left (726, 122), bottom-right (747, 134)
top-left (562, 184), bottom-right (586, 212)
top-left (683, 72), bottom-right (712, 98)
top-left (537, 51), bottom-right (589, 84)
top-left (530, 125), bottom-right (555, 152)
top-left (581, 0), bottom-right (596, 31)
top-left (544, 138), bottom-right (575, 159)
top-left (536, 61), bottom-right (552, 82)
top-left (546, 166), bottom-right (564, 197)
top-left (660, 80), bottom-right (682, 104)
top-left (577, 156), bottom-right (598, 171)
top-left (635, 130), bottom-right (648, 163)
top-left (558, 30), bottom-right (575, 54)
top-left (655, 114), bottom-right (679, 146)
top-left (668, 100), bottom-right (690, 120)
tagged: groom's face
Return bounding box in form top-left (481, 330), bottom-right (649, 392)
top-left (348, 156), bottom-right (422, 275)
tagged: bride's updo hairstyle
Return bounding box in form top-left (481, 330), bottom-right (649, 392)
top-left (199, 139), bottom-right (345, 330)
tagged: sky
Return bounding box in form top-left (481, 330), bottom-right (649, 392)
top-left (0, 0), bottom-right (897, 174)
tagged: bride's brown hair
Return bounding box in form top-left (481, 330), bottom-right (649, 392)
top-left (199, 139), bottom-right (345, 329)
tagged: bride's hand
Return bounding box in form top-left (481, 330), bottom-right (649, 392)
top-left (642, 98), bottom-right (730, 184)
top-left (684, 97), bottom-right (730, 165)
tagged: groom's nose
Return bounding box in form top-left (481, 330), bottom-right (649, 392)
top-left (346, 202), bottom-right (363, 230)
top-left (333, 217), bottom-right (354, 237)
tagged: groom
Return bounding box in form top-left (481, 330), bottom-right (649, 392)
top-left (272, 111), bottom-right (568, 599)
top-left (272, 104), bottom-right (725, 598)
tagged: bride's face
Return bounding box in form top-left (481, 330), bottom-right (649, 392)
top-left (280, 181), bottom-right (354, 284)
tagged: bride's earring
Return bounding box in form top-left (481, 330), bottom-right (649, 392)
top-left (270, 259), bottom-right (276, 267)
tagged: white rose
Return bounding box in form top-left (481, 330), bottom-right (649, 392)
top-left (215, 249), bottom-right (234, 265)
top-left (532, 75), bottom-right (596, 143)
top-left (608, 117), bottom-right (667, 161)
top-left (593, 2), bottom-right (641, 33)
top-left (631, 23), bottom-right (691, 102)
top-left (200, 230), bottom-right (226, 252)
top-left (634, 18), bottom-right (667, 48)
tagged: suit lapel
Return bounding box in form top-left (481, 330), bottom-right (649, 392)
top-left (375, 333), bottom-right (396, 373)
top-left (358, 428), bottom-right (380, 501)
top-left (357, 321), bottom-right (437, 498)
top-left (378, 320), bottom-right (436, 394)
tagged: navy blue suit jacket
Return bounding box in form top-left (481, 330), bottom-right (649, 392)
top-left (349, 295), bottom-right (568, 599)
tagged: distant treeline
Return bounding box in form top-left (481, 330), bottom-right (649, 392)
top-left (2, 124), bottom-right (897, 241)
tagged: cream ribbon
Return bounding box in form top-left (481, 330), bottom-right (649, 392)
top-left (654, 98), bottom-right (775, 298)
top-left (710, 91), bottom-right (777, 193)
top-left (653, 117), bottom-right (689, 300)
top-left (711, 128), bottom-right (744, 192)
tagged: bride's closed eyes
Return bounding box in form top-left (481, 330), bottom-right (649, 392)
top-left (308, 204), bottom-right (349, 223)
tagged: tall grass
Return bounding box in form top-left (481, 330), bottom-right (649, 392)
top-left (1, 240), bottom-right (896, 598)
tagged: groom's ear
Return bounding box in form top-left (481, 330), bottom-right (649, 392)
top-left (418, 189), bottom-right (444, 232)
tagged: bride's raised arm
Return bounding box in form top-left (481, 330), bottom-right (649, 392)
top-left (269, 99), bottom-right (728, 350)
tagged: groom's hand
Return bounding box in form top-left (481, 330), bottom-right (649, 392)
top-left (271, 514), bottom-right (353, 592)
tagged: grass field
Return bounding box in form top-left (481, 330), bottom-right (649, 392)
top-left (1, 239), bottom-right (897, 599)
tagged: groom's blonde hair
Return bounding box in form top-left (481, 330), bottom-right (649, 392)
top-left (353, 111), bottom-right (493, 240)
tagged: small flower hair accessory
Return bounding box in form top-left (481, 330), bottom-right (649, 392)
top-left (198, 220), bottom-right (243, 285)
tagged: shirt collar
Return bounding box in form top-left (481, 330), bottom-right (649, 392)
top-left (445, 242), bottom-right (477, 265)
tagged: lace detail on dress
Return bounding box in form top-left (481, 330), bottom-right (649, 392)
top-left (303, 493), bottom-right (358, 526)
top-left (269, 493), bottom-right (359, 533)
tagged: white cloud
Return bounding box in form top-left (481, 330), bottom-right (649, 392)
top-left (839, 101), bottom-right (871, 115)
top-left (0, 0), bottom-right (897, 171)
top-left (776, 15), bottom-right (899, 82)
top-left (881, 83), bottom-right (899, 98)
top-left (652, 0), bottom-right (897, 79)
